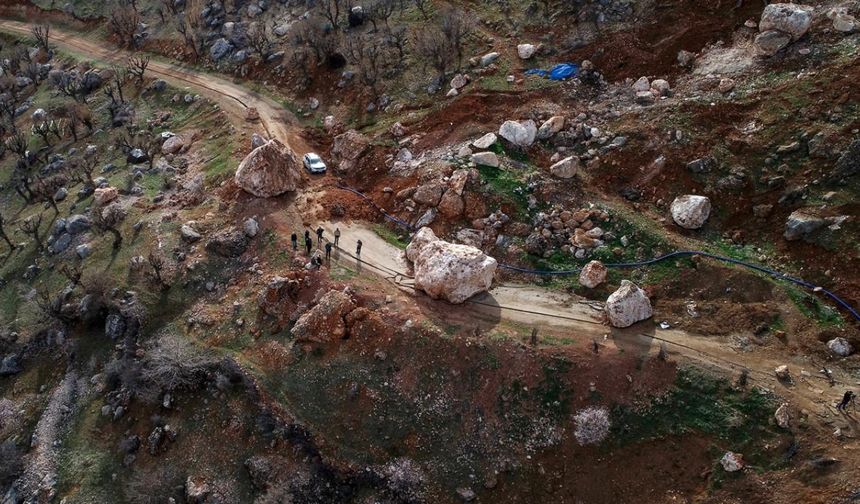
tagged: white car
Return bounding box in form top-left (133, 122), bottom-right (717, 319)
top-left (303, 153), bottom-right (327, 174)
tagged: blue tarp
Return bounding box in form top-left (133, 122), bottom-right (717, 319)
top-left (525, 63), bottom-right (579, 81)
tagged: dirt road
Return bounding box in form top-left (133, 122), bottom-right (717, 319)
top-left (0, 20), bottom-right (311, 155)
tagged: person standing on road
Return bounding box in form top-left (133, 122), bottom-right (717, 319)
top-left (837, 391), bottom-right (855, 412)
top-left (316, 227), bottom-right (324, 248)
top-left (291, 233), bottom-right (298, 252)
top-left (334, 228), bottom-right (341, 248)
top-left (325, 242), bottom-right (332, 261)
top-left (305, 235), bottom-right (312, 256)
top-left (356, 239), bottom-right (363, 257)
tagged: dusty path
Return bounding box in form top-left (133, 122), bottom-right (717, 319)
top-left (0, 20), bottom-right (311, 155)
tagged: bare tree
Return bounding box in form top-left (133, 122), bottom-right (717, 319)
top-left (5, 132), bottom-right (28, 161)
top-left (147, 249), bottom-right (171, 290)
top-left (31, 24), bottom-right (50, 52)
top-left (412, 0), bottom-right (432, 20)
top-left (109, 7), bottom-right (140, 48)
top-left (440, 8), bottom-right (473, 71)
top-left (367, 0), bottom-right (396, 32)
top-left (344, 33), bottom-right (392, 96)
top-left (19, 213), bottom-right (44, 253)
top-left (33, 174), bottom-right (67, 215)
top-left (319, 0), bottom-right (346, 28)
top-left (93, 203), bottom-right (127, 250)
top-left (126, 55), bottom-right (150, 87)
top-left (176, 16), bottom-right (197, 59)
top-left (291, 17), bottom-right (341, 67)
top-left (412, 24), bottom-right (454, 79)
top-left (63, 103), bottom-right (94, 141)
top-left (0, 211), bottom-right (15, 251)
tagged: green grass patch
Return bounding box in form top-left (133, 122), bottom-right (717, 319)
top-left (475, 163), bottom-right (531, 218)
top-left (785, 285), bottom-right (843, 327)
top-left (372, 223), bottom-right (409, 250)
top-left (611, 367), bottom-right (788, 470)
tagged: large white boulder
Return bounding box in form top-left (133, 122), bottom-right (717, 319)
top-left (760, 3), bottom-right (814, 40)
top-left (234, 139), bottom-right (301, 198)
top-left (549, 156), bottom-right (580, 179)
top-left (671, 195), bottom-right (711, 229)
top-left (605, 280), bottom-right (653, 328)
top-left (579, 260), bottom-right (607, 289)
top-left (471, 151), bottom-right (500, 168)
top-left (827, 337), bottom-right (854, 357)
top-left (498, 120), bottom-right (537, 148)
top-left (407, 227), bottom-right (497, 304)
top-left (517, 43), bottom-right (537, 60)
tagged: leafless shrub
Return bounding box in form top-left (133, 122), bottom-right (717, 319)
top-left (126, 55), bottom-right (149, 87)
top-left (109, 7), bottom-right (141, 48)
top-left (31, 24), bottom-right (50, 52)
top-left (93, 203), bottom-right (127, 250)
top-left (572, 406), bottom-right (611, 445)
top-left (136, 331), bottom-right (218, 402)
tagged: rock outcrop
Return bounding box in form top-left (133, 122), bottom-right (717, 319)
top-left (234, 139), bottom-right (301, 198)
top-left (291, 290), bottom-right (356, 343)
top-left (605, 280), bottom-right (653, 328)
top-left (671, 195), bottom-right (711, 229)
top-left (331, 129), bottom-right (371, 172)
top-left (407, 227), bottom-right (497, 304)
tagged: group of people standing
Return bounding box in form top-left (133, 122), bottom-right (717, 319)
top-left (289, 226), bottom-right (363, 264)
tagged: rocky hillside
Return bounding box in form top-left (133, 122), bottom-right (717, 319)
top-left (0, 1), bottom-right (859, 503)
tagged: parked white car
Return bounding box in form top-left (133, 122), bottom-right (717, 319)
top-left (303, 153), bottom-right (327, 174)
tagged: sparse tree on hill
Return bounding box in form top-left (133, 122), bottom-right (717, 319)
top-left (33, 175), bottom-right (67, 216)
top-left (367, 0), bottom-right (396, 32)
top-left (344, 33), bottom-right (390, 96)
top-left (126, 55), bottom-right (149, 87)
top-left (439, 8), bottom-right (473, 71)
top-left (412, 0), bottom-right (432, 20)
top-left (147, 249), bottom-right (171, 290)
top-left (19, 213), bottom-right (44, 253)
top-left (93, 203), bottom-right (127, 250)
top-left (109, 7), bottom-right (140, 48)
top-left (31, 24), bottom-right (50, 53)
top-left (319, 0), bottom-right (346, 28)
top-left (0, 212), bottom-right (15, 251)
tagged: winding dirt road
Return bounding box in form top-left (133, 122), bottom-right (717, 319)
top-left (0, 20), bottom-right (311, 154)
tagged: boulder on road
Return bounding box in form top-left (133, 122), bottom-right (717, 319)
top-left (498, 120), bottom-right (537, 147)
top-left (234, 139), bottom-right (301, 198)
top-left (407, 227), bottom-right (497, 304)
top-left (760, 3), bottom-right (813, 40)
top-left (605, 280), bottom-right (653, 328)
top-left (671, 195), bottom-right (711, 229)
top-left (579, 260), bottom-right (607, 288)
top-left (291, 290), bottom-right (356, 343)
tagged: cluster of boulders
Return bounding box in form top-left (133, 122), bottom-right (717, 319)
top-left (753, 3), bottom-right (814, 56)
top-left (525, 206), bottom-right (612, 259)
top-left (395, 167), bottom-right (477, 226)
top-left (783, 209), bottom-right (847, 242)
top-left (631, 76), bottom-right (672, 105)
top-left (406, 227), bottom-right (497, 304)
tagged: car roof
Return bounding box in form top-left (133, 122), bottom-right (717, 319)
top-left (305, 152), bottom-right (321, 160)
